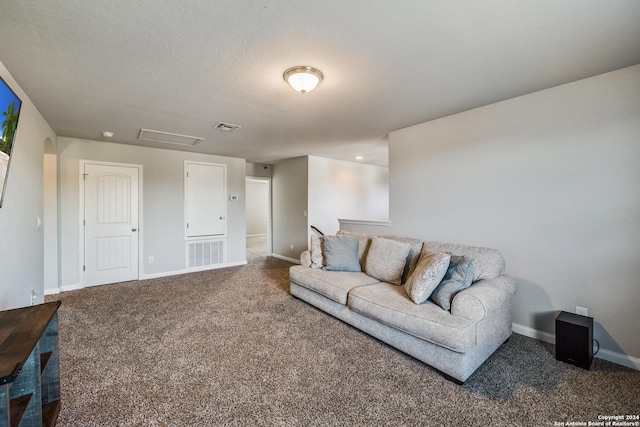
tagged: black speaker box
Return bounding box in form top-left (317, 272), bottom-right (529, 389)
top-left (555, 311), bottom-right (593, 370)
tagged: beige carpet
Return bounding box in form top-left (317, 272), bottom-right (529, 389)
top-left (46, 237), bottom-right (640, 426)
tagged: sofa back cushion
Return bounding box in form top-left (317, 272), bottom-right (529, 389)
top-left (338, 230), bottom-right (423, 284)
top-left (364, 237), bottom-right (412, 285)
top-left (381, 235), bottom-right (423, 283)
top-left (422, 240), bottom-right (505, 281)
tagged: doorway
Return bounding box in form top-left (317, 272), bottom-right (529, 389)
top-left (245, 177), bottom-right (271, 258)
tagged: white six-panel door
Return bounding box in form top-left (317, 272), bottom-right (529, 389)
top-left (83, 162), bottom-right (139, 287)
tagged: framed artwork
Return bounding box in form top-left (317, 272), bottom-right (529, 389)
top-left (0, 76), bottom-right (22, 207)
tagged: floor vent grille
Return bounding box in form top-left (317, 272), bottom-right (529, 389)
top-left (187, 240), bottom-right (225, 269)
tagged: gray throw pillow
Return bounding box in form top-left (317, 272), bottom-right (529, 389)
top-left (364, 237), bottom-right (411, 285)
top-left (337, 230), bottom-right (372, 267)
top-left (322, 235), bottom-right (361, 272)
top-left (404, 252), bottom-right (451, 304)
top-left (429, 255), bottom-right (475, 311)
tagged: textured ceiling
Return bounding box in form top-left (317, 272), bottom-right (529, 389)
top-left (1, 1), bottom-right (639, 166)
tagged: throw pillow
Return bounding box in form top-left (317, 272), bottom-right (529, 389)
top-left (429, 255), bottom-right (475, 311)
top-left (322, 235), bottom-right (361, 272)
top-left (364, 237), bottom-right (411, 285)
top-left (310, 235), bottom-right (325, 268)
top-left (422, 241), bottom-right (504, 281)
top-left (337, 230), bottom-right (372, 268)
top-left (404, 252), bottom-right (451, 304)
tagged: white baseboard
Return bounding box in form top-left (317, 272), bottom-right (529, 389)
top-left (55, 262), bottom-right (251, 291)
top-left (247, 233), bottom-right (267, 238)
top-left (142, 261), bottom-right (248, 280)
top-left (59, 283), bottom-right (83, 293)
top-left (141, 269), bottom-right (189, 280)
top-left (184, 260), bottom-right (247, 273)
top-left (512, 322), bottom-right (640, 371)
top-left (225, 260), bottom-right (249, 268)
top-left (595, 348), bottom-right (640, 370)
top-left (271, 253), bottom-right (300, 264)
top-left (512, 323), bottom-right (555, 344)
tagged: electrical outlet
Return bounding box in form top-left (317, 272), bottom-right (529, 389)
top-left (148, 256), bottom-right (154, 264)
top-left (289, 244), bottom-right (294, 252)
top-left (576, 306), bottom-right (589, 316)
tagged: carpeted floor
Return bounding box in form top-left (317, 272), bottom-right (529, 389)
top-left (46, 236), bottom-right (640, 426)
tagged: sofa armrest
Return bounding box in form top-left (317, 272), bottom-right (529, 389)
top-left (451, 275), bottom-right (516, 322)
top-left (300, 250), bottom-right (312, 267)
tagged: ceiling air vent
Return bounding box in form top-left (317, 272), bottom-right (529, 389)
top-left (138, 129), bottom-right (204, 146)
top-left (214, 122), bottom-right (242, 132)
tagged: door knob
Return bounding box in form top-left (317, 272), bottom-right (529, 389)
top-left (132, 228), bottom-right (137, 232)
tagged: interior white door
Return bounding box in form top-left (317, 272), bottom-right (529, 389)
top-left (186, 162), bottom-right (226, 237)
top-left (84, 163), bottom-right (139, 286)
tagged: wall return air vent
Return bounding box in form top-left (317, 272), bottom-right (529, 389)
top-left (187, 239), bottom-right (225, 270)
top-left (138, 128), bottom-right (204, 146)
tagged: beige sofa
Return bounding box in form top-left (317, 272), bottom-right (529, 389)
top-left (289, 231), bottom-right (516, 384)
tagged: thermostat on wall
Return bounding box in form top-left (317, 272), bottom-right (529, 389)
top-left (229, 195), bottom-right (239, 201)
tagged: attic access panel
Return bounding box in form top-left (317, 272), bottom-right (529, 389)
top-left (138, 128), bottom-right (204, 146)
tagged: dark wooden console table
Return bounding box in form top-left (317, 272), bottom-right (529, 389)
top-left (0, 301), bottom-right (61, 427)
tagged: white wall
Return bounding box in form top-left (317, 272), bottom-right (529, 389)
top-left (246, 162), bottom-right (273, 178)
top-left (272, 156), bottom-right (390, 262)
top-left (0, 60), bottom-right (57, 310)
top-left (308, 156), bottom-right (388, 236)
top-left (380, 65), bottom-right (640, 363)
top-left (246, 179), bottom-right (269, 236)
top-left (43, 145), bottom-right (58, 293)
top-left (272, 157), bottom-right (308, 261)
top-left (57, 138), bottom-right (246, 288)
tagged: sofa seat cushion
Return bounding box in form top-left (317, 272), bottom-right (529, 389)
top-left (289, 265), bottom-right (381, 305)
top-left (348, 282), bottom-right (476, 353)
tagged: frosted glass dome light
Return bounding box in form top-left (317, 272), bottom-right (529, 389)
top-left (283, 66), bottom-right (324, 94)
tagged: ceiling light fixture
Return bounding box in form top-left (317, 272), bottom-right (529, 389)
top-left (283, 66), bottom-right (323, 94)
